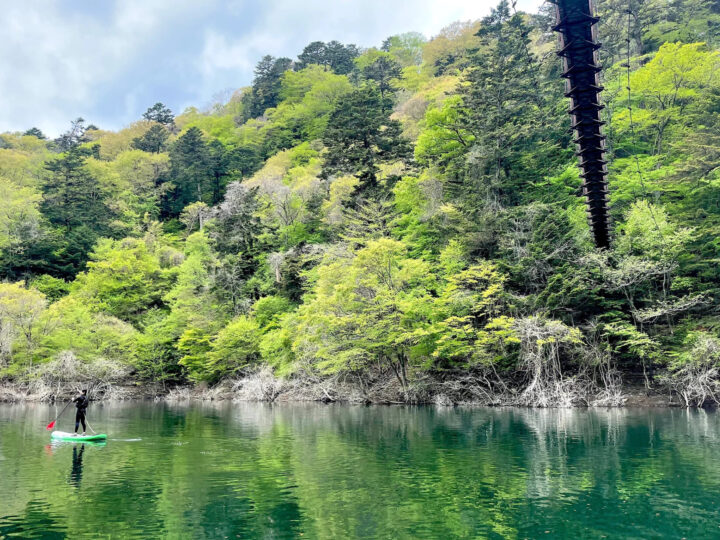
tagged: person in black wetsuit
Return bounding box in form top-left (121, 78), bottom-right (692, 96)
top-left (73, 389), bottom-right (89, 435)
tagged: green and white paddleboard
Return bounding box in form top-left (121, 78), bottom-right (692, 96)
top-left (51, 431), bottom-right (107, 442)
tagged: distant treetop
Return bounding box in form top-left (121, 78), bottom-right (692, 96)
top-left (23, 127), bottom-right (46, 139)
top-left (296, 40), bottom-right (359, 74)
top-left (143, 102), bottom-right (175, 127)
top-left (53, 117), bottom-right (90, 152)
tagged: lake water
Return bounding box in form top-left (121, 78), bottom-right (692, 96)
top-left (1, 402), bottom-right (719, 539)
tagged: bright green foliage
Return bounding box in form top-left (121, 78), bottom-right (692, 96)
top-left (177, 327), bottom-right (214, 381)
top-left (596, 0), bottom-right (720, 65)
top-left (0, 282), bottom-right (47, 367)
top-left (615, 200), bottom-right (692, 262)
top-left (85, 149), bottom-right (169, 234)
top-left (415, 96), bottom-right (474, 167)
top-left (176, 107), bottom-right (238, 144)
top-left (205, 316), bottom-right (261, 380)
top-left (392, 173), bottom-right (463, 255)
top-left (37, 296), bottom-right (136, 365)
top-left (30, 275), bottom-right (69, 302)
top-left (618, 42), bottom-right (720, 156)
top-left (421, 21), bottom-right (480, 76)
top-left (287, 239), bottom-right (435, 385)
top-left (0, 177), bottom-right (41, 255)
top-left (381, 32), bottom-right (426, 67)
top-left (261, 66), bottom-right (353, 154)
top-left (432, 263), bottom-right (508, 367)
top-left (133, 231), bottom-right (224, 382)
top-left (252, 295), bottom-right (293, 328)
top-left (72, 238), bottom-right (169, 324)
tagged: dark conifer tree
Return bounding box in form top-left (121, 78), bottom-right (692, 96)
top-left (166, 127), bottom-right (211, 215)
top-left (457, 0), bottom-right (567, 208)
top-left (39, 146), bottom-right (112, 276)
top-left (42, 147), bottom-right (108, 233)
top-left (132, 125), bottom-right (170, 153)
top-left (23, 127), bottom-right (46, 139)
top-left (142, 102), bottom-right (175, 127)
top-left (362, 56), bottom-right (403, 101)
top-left (322, 85), bottom-right (411, 192)
top-left (241, 56), bottom-right (293, 120)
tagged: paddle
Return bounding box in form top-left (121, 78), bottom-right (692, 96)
top-left (85, 419), bottom-right (97, 435)
top-left (46, 400), bottom-right (72, 430)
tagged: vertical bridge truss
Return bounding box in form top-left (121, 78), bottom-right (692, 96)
top-left (552, 0), bottom-right (611, 248)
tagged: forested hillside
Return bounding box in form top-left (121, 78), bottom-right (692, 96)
top-left (2, 0), bottom-right (720, 405)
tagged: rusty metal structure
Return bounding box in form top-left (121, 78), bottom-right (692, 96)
top-left (552, 0), bottom-right (611, 248)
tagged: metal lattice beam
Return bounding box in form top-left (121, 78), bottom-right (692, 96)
top-left (552, 0), bottom-right (611, 248)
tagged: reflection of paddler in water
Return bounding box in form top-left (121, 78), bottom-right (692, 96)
top-left (70, 444), bottom-right (85, 487)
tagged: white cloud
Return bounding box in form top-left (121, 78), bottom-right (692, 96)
top-left (0, 0), bottom-right (207, 135)
top-left (0, 0), bottom-right (545, 136)
top-left (194, 0), bottom-right (544, 100)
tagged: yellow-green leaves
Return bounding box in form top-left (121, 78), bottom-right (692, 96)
top-left (0, 282), bottom-right (46, 366)
top-left (0, 177), bottom-right (41, 255)
top-left (415, 96), bottom-right (474, 167)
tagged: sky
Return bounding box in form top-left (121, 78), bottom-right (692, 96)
top-left (0, 0), bottom-right (544, 137)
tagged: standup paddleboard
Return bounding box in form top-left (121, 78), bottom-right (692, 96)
top-left (51, 431), bottom-right (107, 442)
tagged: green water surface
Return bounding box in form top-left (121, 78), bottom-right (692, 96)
top-left (1, 402), bottom-right (719, 539)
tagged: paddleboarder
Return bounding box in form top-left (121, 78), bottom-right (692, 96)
top-left (73, 389), bottom-right (89, 436)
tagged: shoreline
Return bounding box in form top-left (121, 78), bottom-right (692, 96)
top-left (0, 378), bottom-right (683, 407)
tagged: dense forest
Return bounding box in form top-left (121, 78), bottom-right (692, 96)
top-left (2, 0), bottom-right (720, 405)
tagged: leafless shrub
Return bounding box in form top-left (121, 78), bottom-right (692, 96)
top-left (659, 333), bottom-right (720, 407)
top-left (514, 316), bottom-right (590, 407)
top-left (25, 351), bottom-right (130, 401)
top-left (232, 367), bottom-right (288, 402)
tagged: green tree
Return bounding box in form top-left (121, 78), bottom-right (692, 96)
top-left (381, 32), bottom-right (426, 66)
top-left (132, 124), bottom-right (169, 153)
top-left (203, 316), bottom-right (261, 381)
top-left (362, 56), bottom-right (403, 101)
top-left (297, 40), bottom-right (359, 74)
top-left (142, 102), bottom-right (175, 127)
top-left (166, 127), bottom-right (211, 215)
top-left (23, 127), bottom-right (46, 140)
top-left (322, 86), bottom-right (411, 192)
top-left (0, 177), bottom-right (42, 257)
top-left (53, 118), bottom-right (90, 152)
top-left (241, 56), bottom-right (293, 120)
top-left (291, 238), bottom-right (435, 390)
top-left (40, 147), bottom-right (112, 276)
top-left (457, 0), bottom-right (562, 208)
top-left (42, 147), bottom-right (108, 233)
top-left (72, 237), bottom-right (169, 325)
top-left (0, 282), bottom-right (47, 367)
